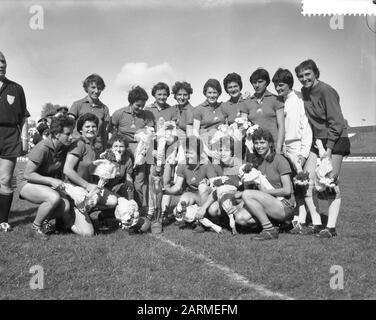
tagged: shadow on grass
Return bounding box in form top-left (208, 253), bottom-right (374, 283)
top-left (9, 208), bottom-right (36, 226)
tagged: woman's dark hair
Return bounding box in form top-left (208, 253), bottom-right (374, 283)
top-left (272, 68), bottom-right (294, 89)
top-left (294, 59), bottom-right (320, 79)
top-left (223, 73), bottom-right (243, 93)
top-left (151, 82), bottom-right (170, 97)
top-left (172, 81), bottom-right (193, 96)
top-left (83, 74), bottom-right (106, 92)
top-left (76, 113), bottom-right (99, 133)
top-left (107, 133), bottom-right (129, 150)
top-left (249, 68), bottom-right (270, 86)
top-left (49, 115), bottom-right (75, 138)
top-left (128, 86), bottom-right (149, 104)
top-left (203, 78), bottom-right (222, 96)
top-left (251, 127), bottom-right (276, 164)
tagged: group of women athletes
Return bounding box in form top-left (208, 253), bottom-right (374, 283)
top-left (3, 58), bottom-right (350, 240)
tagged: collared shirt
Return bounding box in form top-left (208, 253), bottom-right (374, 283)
top-left (69, 96), bottom-right (110, 144)
top-left (0, 78), bottom-right (30, 125)
top-left (110, 105), bottom-right (154, 143)
top-left (175, 102), bottom-right (194, 132)
top-left (145, 102), bottom-right (178, 131)
top-left (193, 100), bottom-right (226, 131)
top-left (239, 90), bottom-right (284, 142)
top-left (176, 163), bottom-right (218, 192)
top-left (284, 90), bottom-right (312, 158)
top-left (220, 96), bottom-right (244, 125)
top-left (26, 137), bottom-right (67, 179)
top-left (67, 137), bottom-right (98, 184)
top-left (256, 154), bottom-right (295, 203)
top-left (301, 81), bottom-right (348, 150)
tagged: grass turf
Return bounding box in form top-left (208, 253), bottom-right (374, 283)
top-left (0, 162), bottom-right (375, 300)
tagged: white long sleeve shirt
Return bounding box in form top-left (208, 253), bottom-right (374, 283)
top-left (284, 90), bottom-right (312, 159)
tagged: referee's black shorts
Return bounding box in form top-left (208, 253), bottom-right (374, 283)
top-left (0, 126), bottom-right (22, 159)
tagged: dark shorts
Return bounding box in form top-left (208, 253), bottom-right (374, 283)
top-left (281, 198), bottom-right (295, 216)
top-left (311, 137), bottom-right (351, 157)
top-left (0, 126), bottom-right (21, 158)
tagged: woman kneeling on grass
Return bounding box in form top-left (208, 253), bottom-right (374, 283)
top-left (19, 115), bottom-right (75, 240)
top-left (163, 136), bottom-right (221, 233)
top-left (63, 113), bottom-right (118, 236)
top-left (241, 127), bottom-right (296, 240)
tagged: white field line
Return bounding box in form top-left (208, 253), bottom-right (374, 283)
top-left (152, 234), bottom-right (295, 300)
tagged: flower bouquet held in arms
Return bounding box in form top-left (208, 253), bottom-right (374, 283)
top-left (173, 201), bottom-right (223, 234)
top-left (115, 197), bottom-right (151, 233)
top-left (155, 119), bottom-right (178, 167)
top-left (134, 126), bottom-right (155, 168)
top-left (62, 149), bottom-right (121, 214)
top-left (314, 140), bottom-right (337, 193)
top-left (245, 123), bottom-right (260, 154)
top-left (229, 117), bottom-right (253, 141)
top-left (238, 163), bottom-right (284, 201)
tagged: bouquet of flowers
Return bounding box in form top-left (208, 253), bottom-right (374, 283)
top-left (92, 150), bottom-right (120, 189)
top-left (238, 163), bottom-right (284, 200)
top-left (315, 158), bottom-right (336, 192)
top-left (229, 117), bottom-right (253, 141)
top-left (244, 124), bottom-right (260, 153)
top-left (114, 197), bottom-right (140, 229)
top-left (134, 126), bottom-right (155, 167)
top-left (172, 202), bottom-right (223, 234)
top-left (210, 124), bottom-right (232, 145)
top-left (63, 183), bottom-right (99, 214)
top-left (155, 120), bottom-right (178, 166)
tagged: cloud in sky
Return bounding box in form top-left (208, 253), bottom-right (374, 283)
top-left (115, 62), bottom-right (176, 92)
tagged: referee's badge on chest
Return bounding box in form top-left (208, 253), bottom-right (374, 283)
top-left (7, 95), bottom-right (15, 105)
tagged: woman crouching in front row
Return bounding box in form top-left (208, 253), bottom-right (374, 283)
top-left (19, 115), bottom-right (75, 240)
top-left (240, 127), bottom-right (296, 240)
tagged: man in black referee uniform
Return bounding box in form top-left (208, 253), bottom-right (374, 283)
top-left (0, 51), bottom-right (30, 232)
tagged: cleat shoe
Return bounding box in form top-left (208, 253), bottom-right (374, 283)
top-left (0, 222), bottom-right (13, 232)
top-left (316, 228), bottom-right (337, 238)
top-left (300, 224), bottom-right (324, 235)
top-left (289, 222), bottom-right (305, 235)
top-left (31, 226), bottom-right (49, 240)
top-left (254, 228), bottom-right (279, 240)
top-left (42, 220), bottom-right (56, 235)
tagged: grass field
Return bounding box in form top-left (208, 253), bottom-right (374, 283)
top-left (1, 162), bottom-right (376, 300)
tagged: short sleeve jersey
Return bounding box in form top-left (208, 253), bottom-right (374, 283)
top-left (106, 155), bottom-right (133, 189)
top-left (145, 103), bottom-right (178, 131)
top-left (193, 101), bottom-right (226, 131)
top-left (239, 90), bottom-right (284, 142)
top-left (111, 105), bottom-right (155, 143)
top-left (256, 154), bottom-right (294, 201)
top-left (175, 103), bottom-right (194, 132)
top-left (27, 137), bottom-right (67, 179)
top-left (220, 98), bottom-right (244, 125)
top-left (176, 163), bottom-right (218, 192)
top-left (69, 96), bottom-right (110, 143)
top-left (67, 138), bottom-right (97, 183)
top-left (0, 78), bottom-right (30, 125)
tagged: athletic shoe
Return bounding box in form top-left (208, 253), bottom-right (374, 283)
top-left (31, 226), bottom-right (49, 240)
top-left (0, 222), bottom-right (13, 232)
top-left (289, 222), bottom-right (305, 235)
top-left (254, 228), bottom-right (279, 240)
top-left (300, 224), bottom-right (324, 235)
top-left (316, 228), bottom-right (337, 238)
top-left (42, 220), bottom-right (56, 234)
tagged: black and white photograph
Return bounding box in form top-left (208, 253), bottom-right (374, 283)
top-left (0, 0), bottom-right (375, 304)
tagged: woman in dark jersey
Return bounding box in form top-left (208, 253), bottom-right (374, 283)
top-left (295, 59), bottom-right (350, 238)
top-left (19, 115), bottom-right (75, 239)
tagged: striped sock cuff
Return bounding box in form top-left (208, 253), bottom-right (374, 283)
top-left (32, 222), bottom-right (42, 230)
top-left (261, 221), bottom-right (274, 231)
